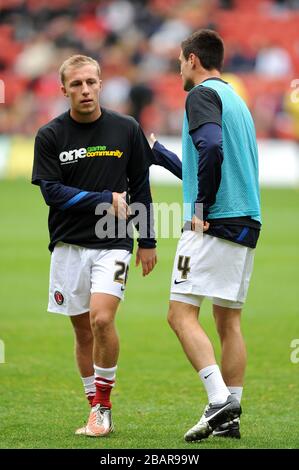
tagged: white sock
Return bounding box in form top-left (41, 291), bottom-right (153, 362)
top-left (94, 364), bottom-right (117, 385)
top-left (81, 375), bottom-right (96, 400)
top-left (199, 365), bottom-right (230, 405)
top-left (228, 386), bottom-right (243, 403)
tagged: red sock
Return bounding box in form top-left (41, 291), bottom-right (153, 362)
top-left (93, 377), bottom-right (115, 408)
top-left (87, 393), bottom-right (95, 407)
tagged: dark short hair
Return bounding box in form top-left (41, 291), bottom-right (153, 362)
top-left (181, 29), bottom-right (224, 71)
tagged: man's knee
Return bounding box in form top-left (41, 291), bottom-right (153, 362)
top-left (89, 293), bottom-right (119, 333)
top-left (167, 301), bottom-right (181, 329)
top-left (167, 301), bottom-right (194, 333)
top-left (214, 310), bottom-right (242, 340)
top-left (90, 309), bottom-right (114, 332)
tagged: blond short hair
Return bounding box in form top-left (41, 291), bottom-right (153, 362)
top-left (59, 55), bottom-right (101, 85)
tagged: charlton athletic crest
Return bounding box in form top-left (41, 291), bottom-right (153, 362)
top-left (54, 290), bottom-right (64, 305)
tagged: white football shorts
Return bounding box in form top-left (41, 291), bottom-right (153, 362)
top-left (170, 231), bottom-right (255, 309)
top-left (48, 242), bottom-right (131, 316)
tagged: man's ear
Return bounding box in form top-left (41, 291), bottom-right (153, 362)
top-left (191, 53), bottom-right (203, 70)
top-left (99, 80), bottom-right (103, 92)
top-left (61, 85), bottom-right (69, 98)
top-left (189, 53), bottom-right (196, 68)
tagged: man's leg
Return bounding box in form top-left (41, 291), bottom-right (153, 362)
top-left (70, 312), bottom-right (95, 407)
top-left (168, 300), bottom-right (216, 372)
top-left (82, 293), bottom-right (120, 437)
top-left (90, 293), bottom-right (120, 368)
top-left (212, 304), bottom-right (246, 438)
top-left (70, 312), bottom-right (94, 377)
top-left (168, 300), bottom-right (241, 441)
top-left (213, 305), bottom-right (246, 388)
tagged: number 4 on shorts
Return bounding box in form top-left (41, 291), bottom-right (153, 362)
top-left (177, 256), bottom-right (191, 279)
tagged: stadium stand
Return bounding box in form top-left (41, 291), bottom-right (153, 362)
top-left (0, 0), bottom-right (298, 139)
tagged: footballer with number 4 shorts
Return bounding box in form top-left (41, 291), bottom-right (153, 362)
top-left (31, 55), bottom-right (158, 437)
top-left (150, 29), bottom-right (261, 441)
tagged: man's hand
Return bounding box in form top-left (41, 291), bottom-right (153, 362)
top-left (149, 133), bottom-right (157, 149)
top-left (109, 191), bottom-right (130, 219)
top-left (191, 215), bottom-right (210, 232)
top-left (135, 248), bottom-right (157, 276)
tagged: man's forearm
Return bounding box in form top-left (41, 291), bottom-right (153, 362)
top-left (151, 141), bottom-right (182, 180)
top-left (40, 180), bottom-right (112, 212)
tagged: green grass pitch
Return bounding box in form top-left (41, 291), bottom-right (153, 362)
top-left (0, 180), bottom-right (298, 449)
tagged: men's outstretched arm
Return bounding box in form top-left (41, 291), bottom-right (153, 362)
top-left (39, 180), bottom-right (112, 212)
top-left (151, 140), bottom-right (182, 180)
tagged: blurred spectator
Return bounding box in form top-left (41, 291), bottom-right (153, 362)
top-left (15, 34), bottom-right (57, 79)
top-left (101, 76), bottom-right (131, 113)
top-left (272, 0), bottom-right (299, 10)
top-left (98, 0), bottom-right (135, 34)
top-left (284, 85), bottom-right (299, 142)
top-left (128, 83), bottom-right (154, 123)
top-left (225, 43), bottom-right (255, 73)
top-left (252, 92), bottom-right (281, 138)
top-left (0, 0), bottom-right (298, 139)
top-left (255, 43), bottom-right (292, 78)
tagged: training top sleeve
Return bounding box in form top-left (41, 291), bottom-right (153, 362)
top-left (151, 141), bottom-right (182, 180)
top-left (32, 129), bottom-right (63, 185)
top-left (191, 123), bottom-right (223, 220)
top-left (127, 124), bottom-right (156, 249)
top-left (186, 86), bottom-right (222, 132)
